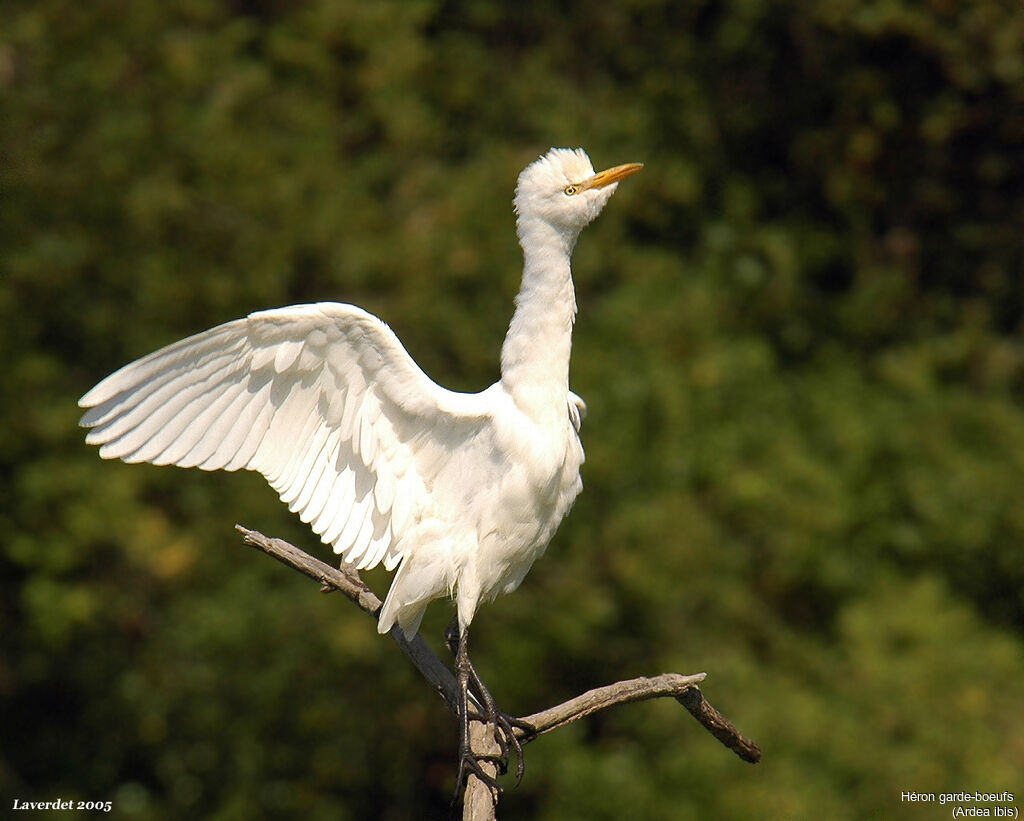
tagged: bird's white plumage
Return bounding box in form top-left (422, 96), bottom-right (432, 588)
top-left (79, 147), bottom-right (638, 640)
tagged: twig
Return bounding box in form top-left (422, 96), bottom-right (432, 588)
top-left (235, 525), bottom-right (761, 817)
top-left (677, 686), bottom-right (762, 763)
top-left (517, 672), bottom-right (707, 737)
top-left (514, 672), bottom-right (760, 763)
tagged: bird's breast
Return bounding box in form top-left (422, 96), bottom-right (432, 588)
top-left (458, 394), bottom-right (583, 596)
top-left (491, 389), bottom-right (583, 505)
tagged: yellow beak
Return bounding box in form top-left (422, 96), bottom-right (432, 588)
top-left (578, 162), bottom-right (644, 191)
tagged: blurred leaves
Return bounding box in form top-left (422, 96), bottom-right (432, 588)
top-left (2, 0), bottom-right (1023, 818)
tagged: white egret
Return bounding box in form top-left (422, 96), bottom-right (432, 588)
top-left (79, 147), bottom-right (642, 791)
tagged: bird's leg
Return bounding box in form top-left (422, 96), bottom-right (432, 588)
top-left (464, 652), bottom-right (530, 783)
top-left (449, 622), bottom-right (503, 800)
top-left (445, 619), bottom-right (531, 796)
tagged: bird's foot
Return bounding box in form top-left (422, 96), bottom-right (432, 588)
top-left (467, 697), bottom-right (531, 782)
top-left (455, 727), bottom-right (505, 802)
top-left (455, 704), bottom-right (533, 802)
top-left (448, 621), bottom-right (534, 802)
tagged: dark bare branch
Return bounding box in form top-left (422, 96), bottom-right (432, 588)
top-left (677, 686), bottom-right (762, 763)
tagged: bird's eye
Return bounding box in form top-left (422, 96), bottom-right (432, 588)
top-left (563, 184), bottom-right (579, 196)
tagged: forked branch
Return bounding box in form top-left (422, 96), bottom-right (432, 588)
top-left (235, 525), bottom-right (761, 817)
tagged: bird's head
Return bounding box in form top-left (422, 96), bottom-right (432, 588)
top-left (514, 148), bottom-right (642, 237)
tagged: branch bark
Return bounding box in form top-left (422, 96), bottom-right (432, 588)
top-left (463, 721), bottom-right (500, 821)
top-left (235, 525), bottom-right (761, 818)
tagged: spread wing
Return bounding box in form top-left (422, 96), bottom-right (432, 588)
top-left (79, 302), bottom-right (492, 572)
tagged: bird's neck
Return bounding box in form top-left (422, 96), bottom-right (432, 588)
top-left (500, 217), bottom-right (579, 425)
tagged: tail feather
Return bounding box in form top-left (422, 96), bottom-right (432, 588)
top-left (377, 589), bottom-right (429, 640)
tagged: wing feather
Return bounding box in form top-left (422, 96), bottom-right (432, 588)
top-left (80, 302), bottom-right (492, 574)
top-left (358, 404), bottom-right (377, 464)
top-left (276, 405), bottom-right (329, 503)
top-left (187, 377), bottom-right (267, 470)
top-left (282, 423), bottom-right (332, 509)
top-left (273, 339), bottom-right (304, 373)
top-left (214, 381), bottom-right (276, 471)
top-left (321, 467), bottom-right (357, 544)
top-left (348, 505), bottom-right (378, 568)
top-left (359, 515), bottom-right (392, 571)
top-left (335, 494), bottom-right (372, 559)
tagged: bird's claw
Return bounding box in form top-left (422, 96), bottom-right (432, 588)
top-left (456, 742), bottom-right (505, 800)
top-left (455, 712), bottom-right (532, 802)
top-left (486, 710), bottom-right (527, 783)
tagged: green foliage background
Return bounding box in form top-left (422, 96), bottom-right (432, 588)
top-left (3, 1), bottom-right (1023, 818)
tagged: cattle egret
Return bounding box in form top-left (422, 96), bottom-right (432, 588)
top-left (79, 147), bottom-right (642, 792)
